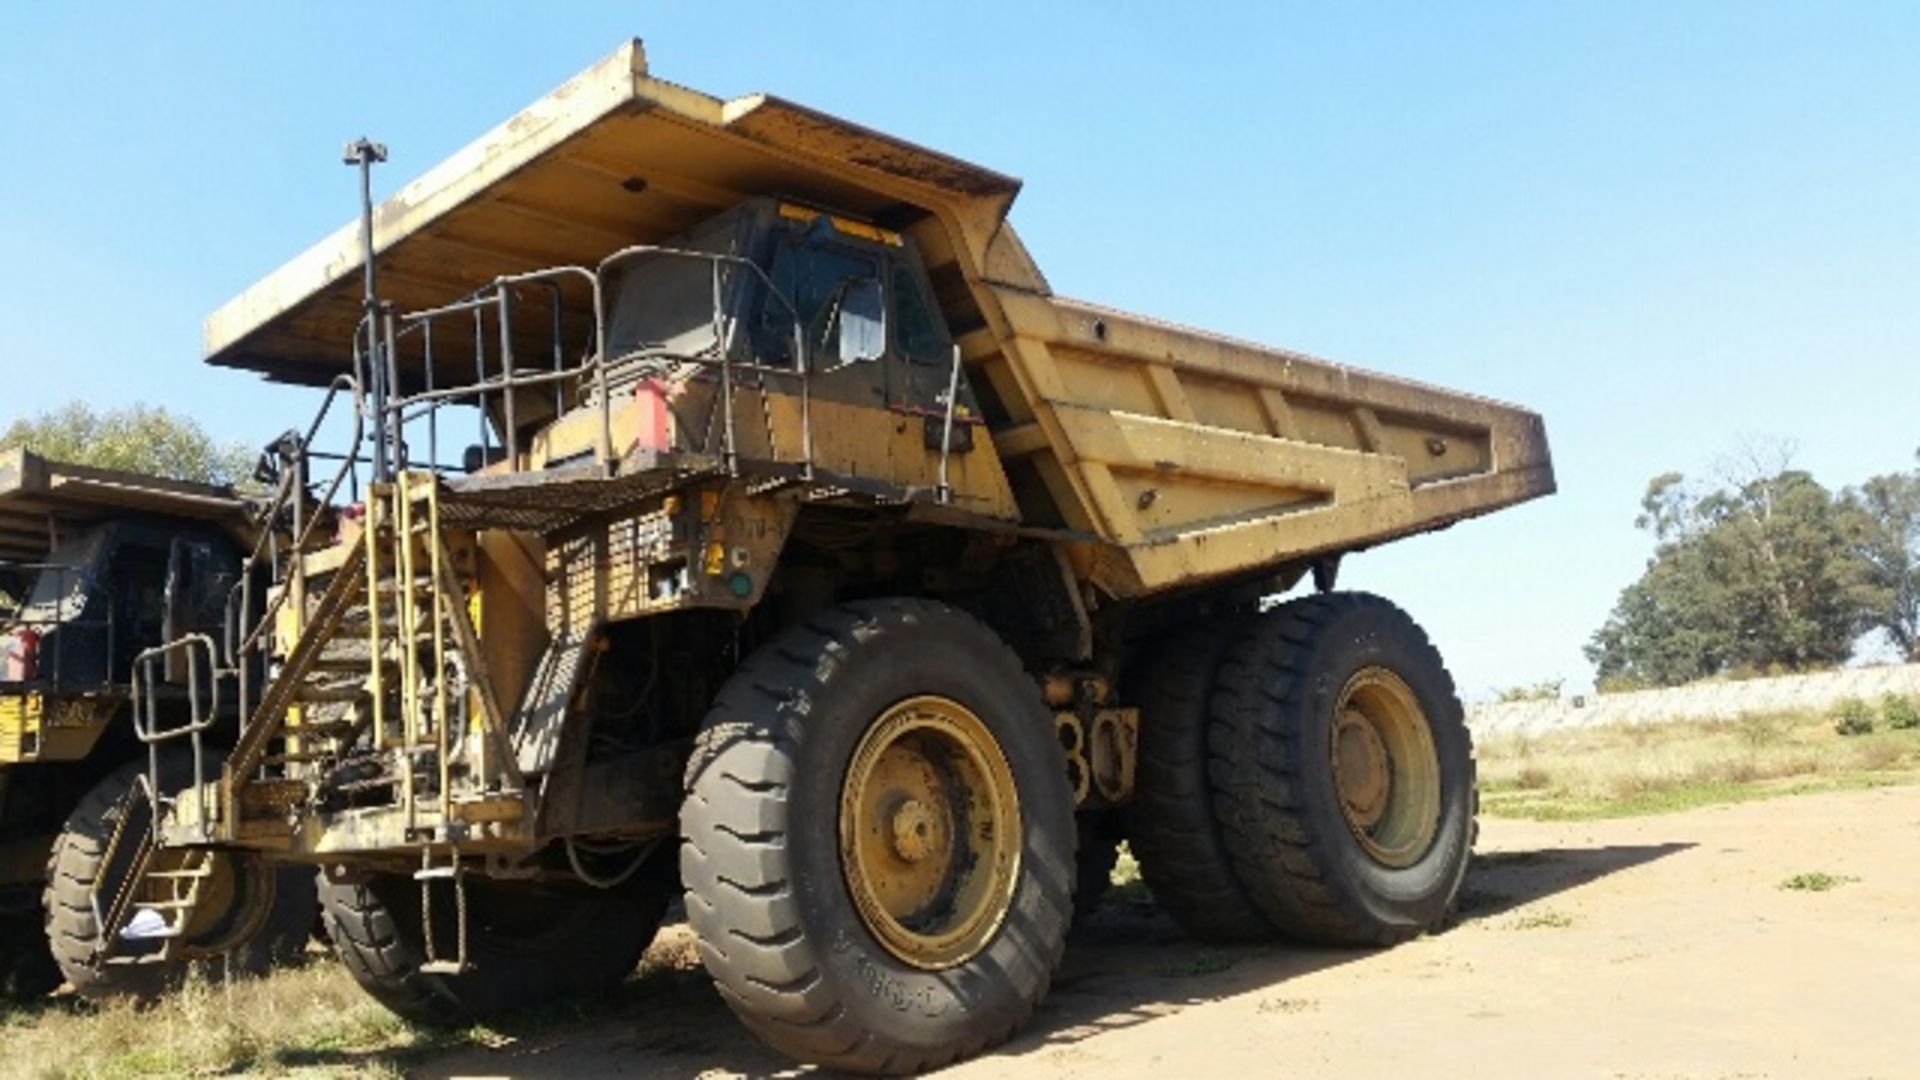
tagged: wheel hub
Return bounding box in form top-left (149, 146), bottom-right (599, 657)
top-left (839, 696), bottom-right (1021, 970)
top-left (1329, 667), bottom-right (1442, 869)
top-left (1333, 709), bottom-right (1392, 827)
top-left (888, 797), bottom-right (943, 863)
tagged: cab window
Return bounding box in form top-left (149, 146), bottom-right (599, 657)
top-left (761, 238), bottom-right (883, 368)
top-left (891, 260), bottom-right (946, 365)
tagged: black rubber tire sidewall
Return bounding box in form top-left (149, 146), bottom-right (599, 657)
top-left (320, 859), bottom-right (671, 1026)
top-left (1211, 593), bottom-right (1474, 943)
top-left (1125, 620), bottom-right (1276, 942)
top-left (779, 610), bottom-right (1073, 1055)
top-left (46, 752), bottom-right (318, 1000)
top-left (683, 600), bottom-right (1074, 1073)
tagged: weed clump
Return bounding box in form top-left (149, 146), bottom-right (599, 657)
top-left (1882, 693), bottom-right (1920, 731)
top-left (1779, 871), bottom-right (1858, 892)
top-left (1832, 698), bottom-right (1874, 736)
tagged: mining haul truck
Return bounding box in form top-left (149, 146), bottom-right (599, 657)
top-left (0, 448), bottom-right (314, 999)
top-left (105, 40), bottom-right (1552, 1072)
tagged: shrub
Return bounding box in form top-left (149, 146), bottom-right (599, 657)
top-left (1831, 698), bottom-right (1875, 736)
top-left (1514, 764), bottom-right (1553, 790)
top-left (1495, 679), bottom-right (1565, 704)
top-left (1733, 711), bottom-right (1789, 748)
top-left (1882, 693), bottom-right (1920, 731)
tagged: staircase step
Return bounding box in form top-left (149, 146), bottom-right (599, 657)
top-left (294, 687), bottom-right (369, 704)
top-left (310, 657), bottom-right (395, 674)
top-left (417, 960), bottom-right (470, 975)
top-left (413, 866), bottom-right (460, 881)
top-left (330, 775), bottom-right (398, 795)
top-left (283, 718), bottom-right (365, 738)
top-left (260, 751), bottom-right (334, 766)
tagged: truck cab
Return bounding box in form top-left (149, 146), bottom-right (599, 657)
top-left (3, 520), bottom-right (240, 705)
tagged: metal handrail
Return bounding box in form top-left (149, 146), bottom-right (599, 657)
top-left (228, 373), bottom-right (365, 668)
top-left (0, 561), bottom-right (115, 690)
top-left (373, 247), bottom-right (816, 486)
top-left (385, 266), bottom-right (604, 475)
top-left (595, 244), bottom-right (812, 478)
top-left (131, 633), bottom-right (221, 837)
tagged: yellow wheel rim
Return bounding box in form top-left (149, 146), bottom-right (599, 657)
top-left (1330, 667), bottom-right (1441, 868)
top-left (839, 695), bottom-right (1021, 970)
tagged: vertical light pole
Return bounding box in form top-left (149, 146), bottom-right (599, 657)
top-left (344, 138), bottom-right (389, 482)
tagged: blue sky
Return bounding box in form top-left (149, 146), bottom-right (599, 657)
top-left (2, 4), bottom-right (1915, 699)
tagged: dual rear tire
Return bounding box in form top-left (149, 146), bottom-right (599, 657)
top-left (1131, 592), bottom-right (1475, 945)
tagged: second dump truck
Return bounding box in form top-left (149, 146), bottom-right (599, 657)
top-left (106, 41), bottom-right (1552, 1073)
top-left (0, 449), bottom-right (313, 1000)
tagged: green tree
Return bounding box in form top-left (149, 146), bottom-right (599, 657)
top-left (1845, 455), bottom-right (1920, 660)
top-left (0, 402), bottom-right (253, 486)
top-left (1587, 466), bottom-right (1876, 687)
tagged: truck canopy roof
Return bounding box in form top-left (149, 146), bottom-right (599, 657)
top-left (0, 448), bottom-right (248, 563)
top-left (204, 39), bottom-right (1039, 387)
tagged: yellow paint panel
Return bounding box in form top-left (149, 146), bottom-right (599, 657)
top-left (777, 202), bottom-right (903, 247)
top-left (0, 694), bottom-right (39, 762)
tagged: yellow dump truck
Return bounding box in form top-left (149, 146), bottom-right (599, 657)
top-left (113, 40), bottom-right (1550, 1072)
top-left (0, 449), bottom-right (313, 1000)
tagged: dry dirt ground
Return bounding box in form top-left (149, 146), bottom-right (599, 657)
top-left (417, 784), bottom-right (1920, 1080)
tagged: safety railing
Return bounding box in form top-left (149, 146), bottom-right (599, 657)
top-left (362, 246), bottom-right (815, 496)
top-left (223, 373), bottom-right (365, 732)
top-left (129, 633), bottom-right (221, 839)
top-left (595, 244), bottom-right (813, 479)
top-left (0, 561), bottom-right (116, 691)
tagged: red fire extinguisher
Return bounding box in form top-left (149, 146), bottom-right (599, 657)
top-left (2, 626), bottom-right (40, 682)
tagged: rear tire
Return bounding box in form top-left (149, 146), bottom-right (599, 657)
top-left (45, 755), bottom-right (316, 1000)
top-left (682, 599), bottom-right (1074, 1075)
top-left (319, 855), bottom-right (673, 1026)
top-left (1126, 623), bottom-right (1275, 941)
top-left (1207, 593), bottom-right (1475, 945)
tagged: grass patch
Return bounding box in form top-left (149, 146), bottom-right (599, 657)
top-left (1108, 841), bottom-right (1151, 904)
top-left (1779, 871), bottom-right (1858, 892)
top-left (1, 930), bottom-right (711, 1079)
top-left (0, 962), bottom-right (448, 1079)
top-left (1505, 909), bottom-right (1576, 930)
top-left (1477, 708), bottom-right (1920, 821)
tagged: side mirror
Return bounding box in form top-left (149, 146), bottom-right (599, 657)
top-left (837, 278), bottom-right (885, 364)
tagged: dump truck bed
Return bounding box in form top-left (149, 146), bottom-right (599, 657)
top-left (976, 293), bottom-right (1551, 594)
top-left (201, 39), bottom-right (1551, 596)
top-left (0, 449), bottom-right (248, 563)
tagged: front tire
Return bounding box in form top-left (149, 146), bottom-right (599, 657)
top-left (45, 755), bottom-right (316, 1000)
top-left (319, 855), bottom-right (673, 1026)
top-left (1207, 593), bottom-right (1475, 945)
top-left (682, 599), bottom-right (1074, 1075)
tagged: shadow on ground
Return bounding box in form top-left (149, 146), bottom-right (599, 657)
top-left (319, 842), bottom-right (1693, 1078)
